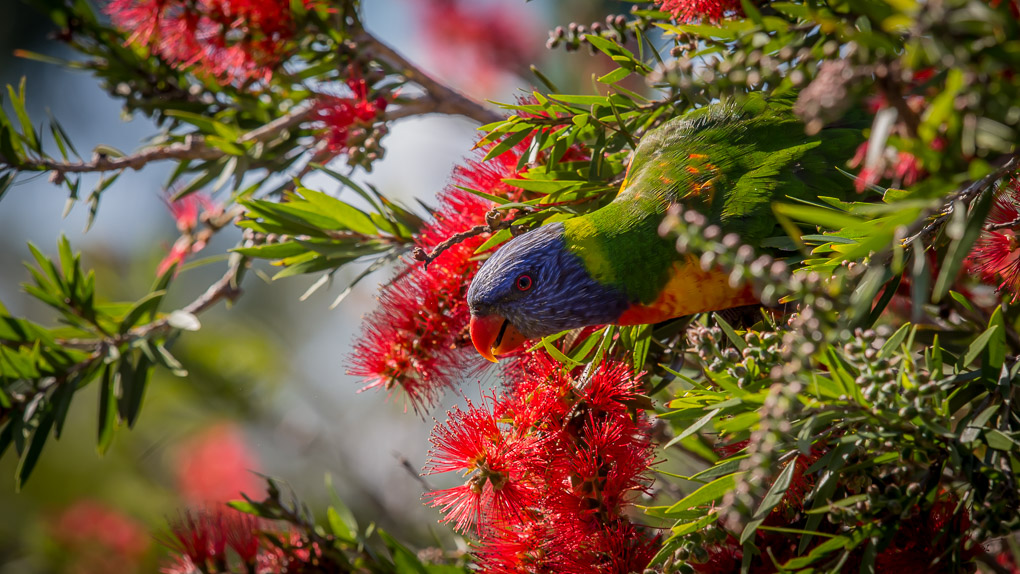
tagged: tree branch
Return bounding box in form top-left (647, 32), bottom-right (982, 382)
top-left (411, 208), bottom-right (520, 268)
top-left (14, 107), bottom-right (314, 175)
top-left (903, 152), bottom-right (1020, 246)
top-left (352, 30), bottom-right (503, 125)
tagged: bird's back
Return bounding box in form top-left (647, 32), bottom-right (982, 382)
top-left (562, 96), bottom-right (862, 315)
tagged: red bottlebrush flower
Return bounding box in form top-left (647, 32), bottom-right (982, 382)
top-left (224, 511), bottom-right (261, 565)
top-left (692, 533), bottom-right (744, 573)
top-left (425, 352), bottom-right (658, 572)
top-left (996, 548), bottom-right (1020, 573)
top-left (474, 519), bottom-right (551, 574)
top-left (157, 190), bottom-right (220, 277)
top-left (105, 0), bottom-right (309, 85)
top-left (419, 0), bottom-right (538, 93)
top-left (968, 179), bottom-right (1020, 301)
top-left (48, 500), bottom-right (151, 574)
top-left (159, 555), bottom-right (198, 574)
top-left (424, 397), bottom-right (544, 533)
top-left (655, 0), bottom-right (744, 23)
top-left (874, 494), bottom-right (977, 572)
top-left (347, 140), bottom-right (531, 411)
top-left (312, 73), bottom-right (388, 155)
top-left (552, 520), bottom-right (659, 574)
top-left (848, 140), bottom-right (924, 193)
top-left (163, 510), bottom-right (228, 568)
top-left (161, 508), bottom-right (273, 572)
top-left (174, 422), bottom-right (263, 506)
top-left (165, 191), bottom-right (216, 234)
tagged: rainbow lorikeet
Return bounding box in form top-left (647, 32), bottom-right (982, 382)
top-left (467, 96), bottom-right (862, 362)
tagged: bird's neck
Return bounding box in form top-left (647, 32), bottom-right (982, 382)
top-left (562, 199), bottom-right (677, 306)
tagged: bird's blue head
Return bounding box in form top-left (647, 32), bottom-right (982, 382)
top-left (466, 222), bottom-right (629, 361)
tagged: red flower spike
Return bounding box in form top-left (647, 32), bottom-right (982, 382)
top-left (968, 179), bottom-right (1020, 301)
top-left (159, 554), bottom-right (199, 574)
top-left (223, 510), bottom-right (261, 565)
top-left (174, 422), bottom-right (263, 506)
top-left (106, 0), bottom-right (315, 85)
top-left (474, 519), bottom-right (551, 574)
top-left (348, 141), bottom-right (531, 412)
top-left (419, 0), bottom-right (537, 93)
top-left (426, 355), bottom-right (658, 572)
top-left (312, 73), bottom-right (388, 155)
top-left (655, 0), bottom-right (744, 23)
top-left (163, 510), bottom-right (224, 568)
top-left (424, 397), bottom-right (545, 533)
top-left (157, 191), bottom-right (220, 277)
top-left (849, 140), bottom-right (925, 193)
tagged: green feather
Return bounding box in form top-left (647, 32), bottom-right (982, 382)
top-left (562, 95), bottom-right (863, 304)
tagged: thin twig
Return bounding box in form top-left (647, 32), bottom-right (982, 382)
top-left (394, 453), bottom-right (434, 492)
top-left (353, 30), bottom-right (503, 125)
top-left (985, 214), bottom-right (1020, 232)
top-left (903, 152), bottom-right (1020, 246)
top-left (412, 208), bottom-right (515, 268)
top-left (14, 107), bottom-right (313, 175)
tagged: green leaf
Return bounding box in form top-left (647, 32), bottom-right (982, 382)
top-left (482, 129), bottom-right (532, 162)
top-left (664, 409), bottom-right (720, 448)
top-left (714, 314), bottom-right (746, 351)
top-left (933, 190), bottom-right (995, 302)
top-left (772, 203), bottom-right (864, 230)
top-left (740, 458), bottom-right (797, 544)
top-left (96, 366), bottom-right (116, 455)
top-left (878, 323), bottom-right (911, 358)
top-left (327, 507), bottom-right (355, 543)
top-left (948, 290), bottom-right (975, 313)
top-left (16, 403), bottom-right (54, 490)
top-left (597, 67), bottom-right (631, 84)
top-left (165, 110), bottom-right (240, 139)
top-left (982, 306), bottom-right (1006, 380)
top-left (378, 530), bottom-right (428, 574)
top-left (8, 78), bottom-right (39, 152)
top-left (118, 290), bottom-right (166, 334)
top-left (664, 472), bottom-right (745, 516)
top-left (297, 188), bottom-right (378, 235)
top-left (51, 378), bottom-right (77, 439)
top-left (962, 325), bottom-right (1000, 368)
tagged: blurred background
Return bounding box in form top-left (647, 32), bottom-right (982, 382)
top-left (0, 1), bottom-right (639, 572)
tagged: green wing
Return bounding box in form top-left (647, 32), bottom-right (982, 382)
top-left (562, 95), bottom-right (863, 305)
top-left (620, 94), bottom-right (863, 244)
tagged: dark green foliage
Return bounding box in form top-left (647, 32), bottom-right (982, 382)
top-left (0, 0), bottom-right (1019, 571)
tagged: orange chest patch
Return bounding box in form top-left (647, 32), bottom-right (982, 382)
top-left (616, 257), bottom-right (758, 325)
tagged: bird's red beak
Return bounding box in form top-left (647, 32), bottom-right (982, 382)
top-left (469, 314), bottom-right (528, 363)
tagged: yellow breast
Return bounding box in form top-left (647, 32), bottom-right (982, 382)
top-left (616, 256), bottom-right (758, 325)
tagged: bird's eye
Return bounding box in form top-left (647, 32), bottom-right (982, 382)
top-left (515, 274), bottom-right (533, 291)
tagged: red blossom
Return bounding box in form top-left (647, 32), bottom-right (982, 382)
top-left (160, 508), bottom-right (282, 573)
top-left (163, 509), bottom-right (227, 568)
top-left (655, 0), bottom-right (744, 24)
top-left (424, 396), bottom-right (545, 533)
top-left (419, 0), bottom-right (537, 93)
top-left (159, 555), bottom-right (198, 574)
top-left (425, 352), bottom-right (658, 572)
top-left (312, 74), bottom-right (388, 155)
top-left (105, 0), bottom-right (312, 85)
top-left (48, 500), bottom-right (150, 574)
top-left (224, 511), bottom-right (261, 565)
top-left (968, 179), bottom-right (1020, 301)
top-left (347, 141), bottom-right (531, 411)
top-left (849, 140), bottom-right (924, 192)
top-left (872, 495), bottom-right (977, 573)
top-left (157, 191), bottom-right (220, 277)
top-left (175, 422), bottom-right (263, 506)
